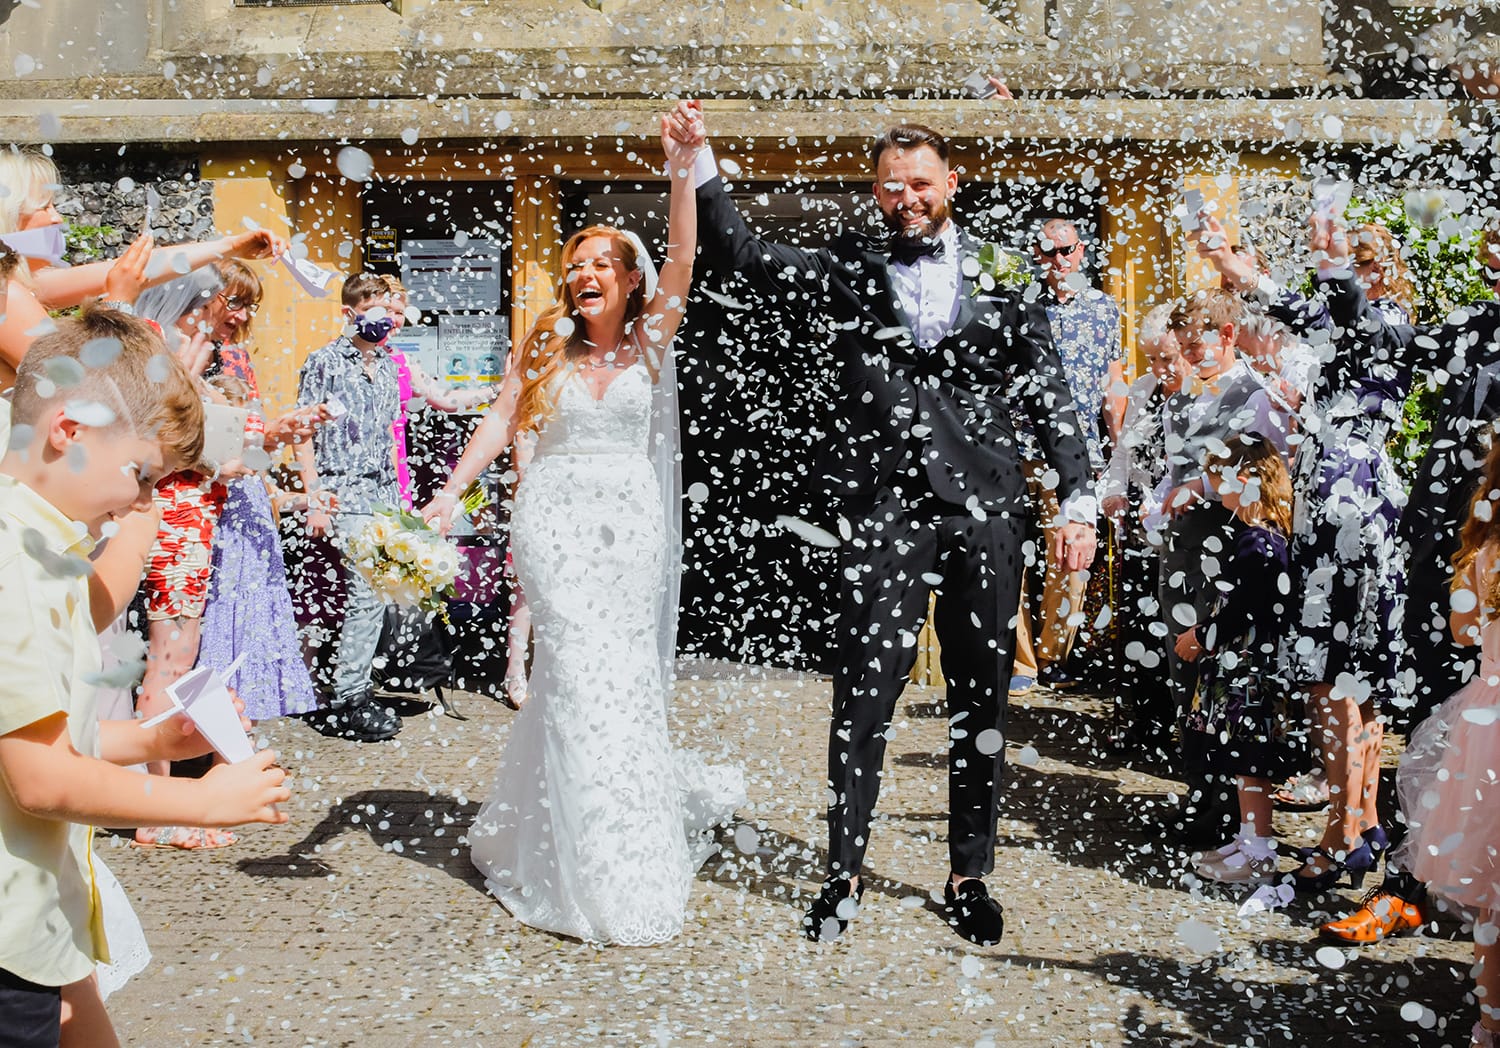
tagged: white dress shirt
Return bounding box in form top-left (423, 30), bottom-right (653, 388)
top-left (692, 145), bottom-right (1095, 527)
top-left (887, 223), bottom-right (962, 349)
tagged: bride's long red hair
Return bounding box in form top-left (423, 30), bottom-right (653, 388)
top-left (513, 225), bottom-right (647, 435)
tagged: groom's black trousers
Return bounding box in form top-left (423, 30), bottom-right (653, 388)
top-left (827, 481), bottom-right (1026, 881)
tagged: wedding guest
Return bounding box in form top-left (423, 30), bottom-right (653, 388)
top-left (0, 148), bottom-right (285, 410)
top-left (1178, 437), bottom-right (1295, 884)
top-left (1235, 310), bottom-right (1314, 458)
top-left (0, 308), bottom-right (288, 1048)
top-left (1100, 304), bottom-right (1184, 761)
top-left (130, 262), bottom-right (321, 850)
top-left (1234, 219), bottom-right (1410, 898)
top-left (1158, 288), bottom-right (1267, 844)
top-left (1396, 442), bottom-right (1500, 1048)
top-left (1308, 215), bottom-right (1500, 943)
top-left (195, 371), bottom-right (319, 724)
top-left (385, 277), bottom-right (492, 510)
top-left (295, 272), bottom-right (404, 743)
top-left (1011, 217), bottom-right (1121, 695)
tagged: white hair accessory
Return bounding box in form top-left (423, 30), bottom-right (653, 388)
top-left (620, 229), bottom-right (658, 302)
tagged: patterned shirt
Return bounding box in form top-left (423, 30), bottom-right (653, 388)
top-left (1047, 286), bottom-right (1121, 471)
top-left (297, 335), bottom-right (400, 515)
top-left (1012, 284), bottom-right (1121, 472)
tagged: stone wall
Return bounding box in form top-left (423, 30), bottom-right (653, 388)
top-left (51, 173), bottom-right (215, 264)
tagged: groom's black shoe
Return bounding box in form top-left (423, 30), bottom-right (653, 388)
top-left (802, 876), bottom-right (864, 942)
top-left (944, 879), bottom-right (1005, 946)
top-left (307, 692), bottom-right (401, 743)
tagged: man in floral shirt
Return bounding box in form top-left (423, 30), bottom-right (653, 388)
top-left (295, 272), bottom-right (404, 743)
top-left (1011, 218), bottom-right (1122, 695)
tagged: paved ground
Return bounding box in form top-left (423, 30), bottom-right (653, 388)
top-left (104, 663), bottom-right (1480, 1047)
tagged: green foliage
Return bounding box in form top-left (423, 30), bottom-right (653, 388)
top-left (1344, 195), bottom-right (1492, 483)
top-left (63, 223), bottom-right (118, 263)
top-left (1343, 197), bottom-right (1490, 325)
top-left (974, 242), bottom-right (1029, 292)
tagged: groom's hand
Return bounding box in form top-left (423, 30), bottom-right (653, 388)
top-left (1053, 522), bottom-right (1097, 573)
top-left (667, 99), bottom-right (706, 150)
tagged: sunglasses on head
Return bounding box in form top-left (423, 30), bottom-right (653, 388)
top-left (1038, 242), bottom-right (1082, 259)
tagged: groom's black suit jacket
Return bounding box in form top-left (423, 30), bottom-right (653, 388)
top-left (697, 176), bottom-right (1094, 518)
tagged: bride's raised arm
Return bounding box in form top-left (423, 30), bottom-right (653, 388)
top-left (421, 357), bottom-right (522, 535)
top-left (636, 106), bottom-right (701, 372)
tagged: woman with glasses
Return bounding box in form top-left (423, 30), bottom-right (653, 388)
top-left (127, 262), bottom-right (327, 851)
top-left (0, 148), bottom-right (286, 421)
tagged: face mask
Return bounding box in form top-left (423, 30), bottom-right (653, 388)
top-left (353, 313), bottom-right (394, 344)
top-left (0, 223), bottom-right (66, 265)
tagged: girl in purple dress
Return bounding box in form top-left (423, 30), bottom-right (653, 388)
top-left (196, 374), bottom-right (317, 721)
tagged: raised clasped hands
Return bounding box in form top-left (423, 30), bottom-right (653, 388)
top-left (665, 99), bottom-right (707, 161)
top-left (1174, 626), bottom-right (1203, 663)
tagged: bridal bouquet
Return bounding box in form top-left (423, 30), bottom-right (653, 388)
top-left (347, 508), bottom-right (461, 611)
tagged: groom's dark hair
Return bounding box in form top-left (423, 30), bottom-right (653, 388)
top-left (870, 124), bottom-right (949, 168)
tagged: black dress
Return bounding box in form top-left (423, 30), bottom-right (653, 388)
top-left (1184, 525), bottom-right (1295, 779)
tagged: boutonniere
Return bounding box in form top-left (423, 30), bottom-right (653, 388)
top-left (966, 243), bottom-right (1029, 295)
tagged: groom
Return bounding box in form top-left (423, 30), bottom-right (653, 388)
top-left (672, 104), bottom-right (1097, 945)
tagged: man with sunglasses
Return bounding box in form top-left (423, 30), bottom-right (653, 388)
top-left (1009, 218), bottom-right (1122, 697)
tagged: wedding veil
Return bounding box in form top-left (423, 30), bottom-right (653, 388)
top-left (623, 229), bottom-right (684, 711)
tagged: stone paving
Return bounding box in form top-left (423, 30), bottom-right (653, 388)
top-left (104, 663), bottom-right (1480, 1047)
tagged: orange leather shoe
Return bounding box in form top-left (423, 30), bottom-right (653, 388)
top-left (1320, 888), bottom-right (1423, 944)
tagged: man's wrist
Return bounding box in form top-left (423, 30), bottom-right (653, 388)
top-left (693, 147), bottom-right (718, 188)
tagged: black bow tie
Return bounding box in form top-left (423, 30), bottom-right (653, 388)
top-left (888, 235), bottom-right (945, 266)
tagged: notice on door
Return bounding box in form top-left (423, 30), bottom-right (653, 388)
top-left (401, 238), bottom-right (504, 313)
top-left (438, 314), bottom-right (510, 384)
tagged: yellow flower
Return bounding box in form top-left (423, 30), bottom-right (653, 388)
top-left (385, 530), bottom-right (420, 564)
top-left (369, 516), bottom-right (397, 546)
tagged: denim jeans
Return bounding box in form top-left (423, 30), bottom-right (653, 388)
top-left (332, 513), bottom-right (385, 707)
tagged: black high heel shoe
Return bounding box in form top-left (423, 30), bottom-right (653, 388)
top-left (1288, 831), bottom-right (1386, 894)
top-left (1292, 826), bottom-right (1389, 865)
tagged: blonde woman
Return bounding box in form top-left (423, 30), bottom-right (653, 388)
top-left (0, 149), bottom-right (285, 393)
top-left (422, 107), bottom-right (743, 945)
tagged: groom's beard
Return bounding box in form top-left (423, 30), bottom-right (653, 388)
top-left (881, 195), bottom-right (951, 243)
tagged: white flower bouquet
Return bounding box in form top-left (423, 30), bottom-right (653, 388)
top-left (348, 508), bottom-right (461, 611)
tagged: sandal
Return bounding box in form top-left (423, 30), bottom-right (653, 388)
top-left (131, 826), bottom-right (238, 851)
top-left (1272, 770), bottom-right (1329, 811)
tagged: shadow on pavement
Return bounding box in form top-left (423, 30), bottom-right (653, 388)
top-left (237, 788), bottom-right (483, 888)
top-left (1006, 946), bottom-right (1475, 1048)
top-left (702, 824), bottom-right (950, 921)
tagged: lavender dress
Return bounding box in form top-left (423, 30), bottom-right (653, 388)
top-left (198, 476), bottom-right (317, 720)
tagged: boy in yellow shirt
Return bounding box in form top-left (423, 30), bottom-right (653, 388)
top-left (0, 308), bottom-right (290, 1046)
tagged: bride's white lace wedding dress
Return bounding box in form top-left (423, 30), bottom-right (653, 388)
top-left (469, 361), bottom-right (745, 946)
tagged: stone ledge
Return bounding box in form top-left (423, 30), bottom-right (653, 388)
top-left (0, 96), bottom-right (1461, 148)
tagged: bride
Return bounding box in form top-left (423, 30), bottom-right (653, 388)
top-left (422, 106), bottom-right (744, 946)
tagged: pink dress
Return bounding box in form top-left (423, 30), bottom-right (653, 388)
top-left (1396, 551), bottom-right (1500, 911)
top-left (390, 349), bottom-right (415, 510)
